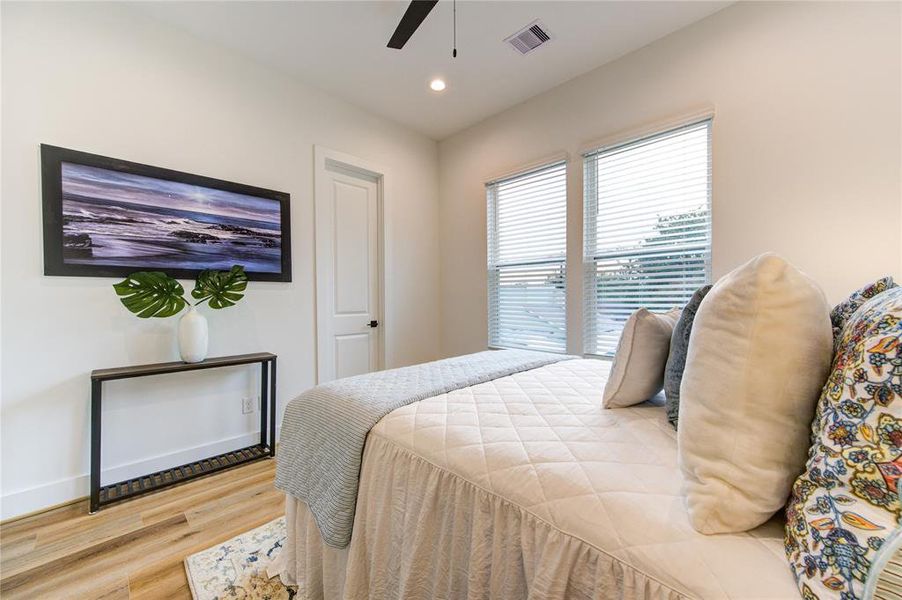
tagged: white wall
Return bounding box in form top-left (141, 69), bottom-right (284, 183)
top-left (438, 1), bottom-right (902, 358)
top-left (0, 2), bottom-right (440, 519)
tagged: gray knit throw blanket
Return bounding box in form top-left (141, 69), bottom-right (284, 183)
top-left (275, 349), bottom-right (573, 548)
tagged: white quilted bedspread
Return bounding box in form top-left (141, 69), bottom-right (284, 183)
top-left (370, 358), bottom-right (799, 600)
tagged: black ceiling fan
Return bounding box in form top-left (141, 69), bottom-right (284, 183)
top-left (386, 0), bottom-right (441, 50)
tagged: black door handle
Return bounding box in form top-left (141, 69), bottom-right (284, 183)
top-left (368, 320), bottom-right (379, 328)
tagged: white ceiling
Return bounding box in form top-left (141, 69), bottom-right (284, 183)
top-left (135, 1), bottom-right (731, 140)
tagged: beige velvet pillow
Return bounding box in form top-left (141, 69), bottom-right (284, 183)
top-left (602, 307), bottom-right (681, 408)
top-left (677, 253), bottom-right (832, 534)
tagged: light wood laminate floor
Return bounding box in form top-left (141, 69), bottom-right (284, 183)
top-left (0, 458), bottom-right (283, 599)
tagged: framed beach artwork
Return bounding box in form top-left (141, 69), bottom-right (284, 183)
top-left (41, 145), bottom-right (291, 281)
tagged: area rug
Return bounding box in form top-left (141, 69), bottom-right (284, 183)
top-left (184, 516), bottom-right (296, 600)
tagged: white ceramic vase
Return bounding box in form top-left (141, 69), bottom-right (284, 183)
top-left (178, 306), bottom-right (209, 363)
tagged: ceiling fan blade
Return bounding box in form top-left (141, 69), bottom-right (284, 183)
top-left (387, 0), bottom-right (439, 49)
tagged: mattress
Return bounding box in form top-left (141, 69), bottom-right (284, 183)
top-left (272, 358), bottom-right (799, 599)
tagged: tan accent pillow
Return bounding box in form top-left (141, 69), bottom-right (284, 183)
top-left (678, 253), bottom-right (832, 534)
top-left (602, 307), bottom-right (681, 408)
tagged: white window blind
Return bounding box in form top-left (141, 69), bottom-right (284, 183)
top-left (487, 161), bottom-right (567, 353)
top-left (583, 120), bottom-right (712, 357)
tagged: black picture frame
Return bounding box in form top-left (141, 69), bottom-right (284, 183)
top-left (41, 144), bottom-right (292, 282)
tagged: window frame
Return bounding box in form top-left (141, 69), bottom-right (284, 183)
top-left (582, 118), bottom-right (713, 358)
top-left (486, 159), bottom-right (568, 353)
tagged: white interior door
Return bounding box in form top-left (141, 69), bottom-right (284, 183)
top-left (315, 157), bottom-right (382, 383)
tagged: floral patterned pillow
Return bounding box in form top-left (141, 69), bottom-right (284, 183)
top-left (831, 277), bottom-right (897, 352)
top-left (785, 286), bottom-right (902, 600)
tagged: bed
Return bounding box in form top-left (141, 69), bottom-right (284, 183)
top-left (270, 357), bottom-right (799, 599)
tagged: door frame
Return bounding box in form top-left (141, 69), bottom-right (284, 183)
top-left (313, 145), bottom-right (387, 383)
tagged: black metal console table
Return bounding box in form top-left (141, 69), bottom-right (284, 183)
top-left (89, 352), bottom-right (277, 513)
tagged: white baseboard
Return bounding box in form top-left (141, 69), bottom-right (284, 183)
top-left (0, 432), bottom-right (263, 520)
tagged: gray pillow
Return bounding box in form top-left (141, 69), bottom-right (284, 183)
top-left (664, 284), bottom-right (712, 428)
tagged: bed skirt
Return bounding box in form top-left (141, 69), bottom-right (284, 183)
top-left (270, 434), bottom-right (688, 600)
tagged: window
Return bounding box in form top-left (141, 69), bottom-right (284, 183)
top-left (487, 161), bottom-right (567, 353)
top-left (583, 120), bottom-right (712, 357)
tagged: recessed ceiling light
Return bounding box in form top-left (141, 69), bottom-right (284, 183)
top-left (429, 78), bottom-right (446, 92)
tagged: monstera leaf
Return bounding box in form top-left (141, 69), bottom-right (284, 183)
top-left (191, 265), bottom-right (248, 309)
top-left (113, 272), bottom-right (188, 318)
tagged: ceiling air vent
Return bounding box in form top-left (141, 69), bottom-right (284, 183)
top-left (504, 20), bottom-right (551, 55)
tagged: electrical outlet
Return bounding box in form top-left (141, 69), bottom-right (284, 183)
top-left (241, 397), bottom-right (256, 414)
